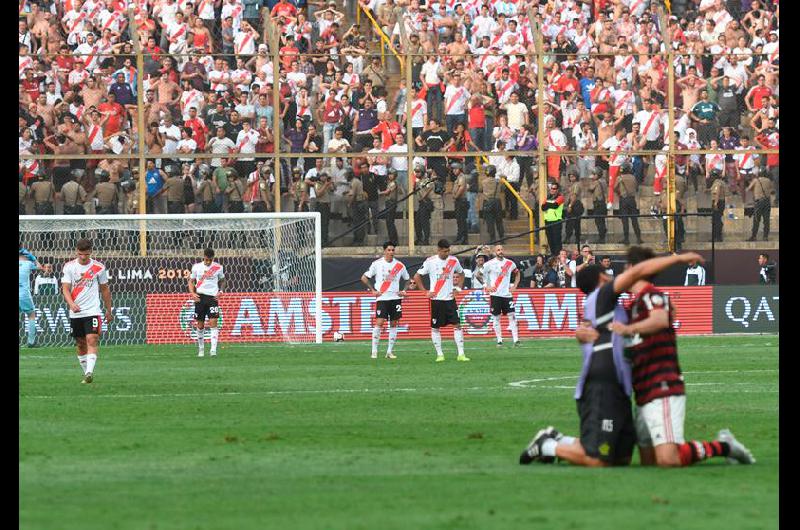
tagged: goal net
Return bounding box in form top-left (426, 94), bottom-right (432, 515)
top-left (19, 214), bottom-right (322, 347)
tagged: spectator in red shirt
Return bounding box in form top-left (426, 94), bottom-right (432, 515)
top-left (745, 75), bottom-right (773, 113)
top-left (279, 37), bottom-right (300, 70)
top-left (185, 106), bottom-right (209, 151)
top-left (370, 112), bottom-right (401, 151)
top-left (97, 91), bottom-right (125, 136)
top-left (555, 66), bottom-right (581, 102)
top-left (271, 0), bottom-right (298, 22)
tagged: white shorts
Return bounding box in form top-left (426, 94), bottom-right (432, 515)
top-left (635, 395), bottom-right (686, 447)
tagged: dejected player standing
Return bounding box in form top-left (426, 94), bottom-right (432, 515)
top-left (189, 248), bottom-right (225, 357)
top-left (482, 244), bottom-right (521, 347)
top-left (609, 246), bottom-right (755, 467)
top-left (19, 246), bottom-right (44, 348)
top-left (413, 239), bottom-right (470, 363)
top-left (361, 241), bottom-right (410, 360)
top-left (60, 239), bottom-right (113, 384)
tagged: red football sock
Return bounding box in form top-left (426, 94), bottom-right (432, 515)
top-left (678, 440), bottom-right (730, 466)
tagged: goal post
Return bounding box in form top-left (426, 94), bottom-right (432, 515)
top-left (19, 213), bottom-right (323, 346)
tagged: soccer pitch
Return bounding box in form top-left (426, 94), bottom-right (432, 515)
top-left (20, 336), bottom-right (778, 530)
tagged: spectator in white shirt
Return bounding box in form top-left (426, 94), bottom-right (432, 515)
top-left (684, 260), bottom-right (707, 286)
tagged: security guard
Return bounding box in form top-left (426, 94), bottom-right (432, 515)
top-left (252, 166), bottom-right (272, 213)
top-left (661, 173), bottom-right (687, 249)
top-left (61, 168), bottom-right (87, 214)
top-left (480, 164), bottom-right (504, 243)
top-left (564, 170), bottom-right (584, 245)
top-left (93, 169), bottom-right (119, 214)
top-left (414, 167), bottom-right (434, 246)
top-left (587, 167), bottom-right (607, 243)
top-left (709, 170), bottom-right (726, 242)
top-left (226, 170), bottom-right (245, 213)
top-left (198, 165), bottom-right (217, 213)
top-left (746, 173), bottom-right (775, 241)
top-left (380, 168), bottom-right (401, 245)
top-left (614, 164), bottom-right (643, 245)
top-left (315, 171), bottom-right (333, 246)
top-left (159, 165), bottom-right (185, 214)
top-left (291, 167), bottom-right (308, 212)
top-left (541, 180), bottom-right (564, 254)
top-left (348, 169), bottom-right (368, 245)
top-left (29, 169), bottom-right (56, 215)
top-left (122, 179), bottom-right (138, 214)
top-left (451, 162), bottom-right (469, 244)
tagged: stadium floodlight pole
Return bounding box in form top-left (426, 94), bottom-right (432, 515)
top-left (398, 13), bottom-right (415, 253)
top-left (528, 7), bottom-right (547, 254)
top-left (128, 5), bottom-right (148, 257)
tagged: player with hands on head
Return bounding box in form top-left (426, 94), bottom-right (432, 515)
top-left (361, 241), bottom-right (410, 360)
top-left (482, 244), bottom-right (521, 347)
top-left (189, 248), bottom-right (225, 358)
top-left (413, 239), bottom-right (469, 363)
top-left (60, 239), bottom-right (112, 384)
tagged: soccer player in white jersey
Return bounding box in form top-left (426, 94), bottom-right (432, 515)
top-left (189, 248), bottom-right (225, 357)
top-left (482, 244), bottom-right (521, 347)
top-left (60, 239), bottom-right (113, 384)
top-left (413, 239), bottom-right (470, 363)
top-left (361, 241), bottom-right (410, 360)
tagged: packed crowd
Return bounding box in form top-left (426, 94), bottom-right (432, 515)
top-left (19, 0), bottom-right (779, 250)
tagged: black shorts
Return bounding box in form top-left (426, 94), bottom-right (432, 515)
top-left (375, 299), bottom-right (403, 321)
top-left (70, 315), bottom-right (102, 338)
top-left (490, 295), bottom-right (515, 316)
top-left (194, 294), bottom-right (220, 321)
top-left (576, 382), bottom-right (636, 464)
top-left (430, 299), bottom-right (460, 328)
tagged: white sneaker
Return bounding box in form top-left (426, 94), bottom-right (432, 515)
top-left (717, 429), bottom-right (756, 464)
top-left (371, 353), bottom-right (378, 359)
top-left (209, 351), bottom-right (217, 357)
top-left (496, 341), bottom-right (503, 347)
top-left (198, 351), bottom-right (205, 357)
top-left (385, 352), bottom-right (397, 359)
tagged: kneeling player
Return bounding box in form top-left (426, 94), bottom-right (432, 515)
top-left (60, 239), bottom-right (113, 384)
top-left (608, 246), bottom-right (755, 467)
top-left (361, 241), bottom-right (410, 359)
top-left (189, 248), bottom-right (225, 357)
top-left (519, 251), bottom-right (703, 466)
top-left (482, 244), bottom-right (520, 346)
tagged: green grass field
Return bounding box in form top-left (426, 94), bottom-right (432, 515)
top-left (19, 336), bottom-right (778, 530)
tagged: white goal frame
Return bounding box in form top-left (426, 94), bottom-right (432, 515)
top-left (19, 213), bottom-right (323, 344)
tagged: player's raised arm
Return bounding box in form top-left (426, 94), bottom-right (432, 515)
top-left (612, 252), bottom-right (704, 295)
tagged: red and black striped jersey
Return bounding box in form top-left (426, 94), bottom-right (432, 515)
top-left (627, 283), bottom-right (685, 406)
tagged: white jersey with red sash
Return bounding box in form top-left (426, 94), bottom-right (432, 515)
top-left (483, 257), bottom-right (518, 298)
top-left (87, 124), bottom-right (104, 150)
top-left (365, 258), bottom-right (410, 302)
top-left (735, 146), bottom-right (758, 172)
top-left (191, 261), bottom-right (225, 297)
top-left (417, 256), bottom-right (463, 301)
top-left (61, 258), bottom-right (108, 319)
top-left (654, 150), bottom-right (668, 194)
top-left (411, 98), bottom-right (427, 128)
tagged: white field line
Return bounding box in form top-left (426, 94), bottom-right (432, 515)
top-left (20, 369), bottom-right (777, 399)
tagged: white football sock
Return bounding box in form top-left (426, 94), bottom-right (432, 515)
top-left (453, 327), bottom-right (465, 356)
top-left (197, 331), bottom-right (205, 353)
top-left (431, 329), bottom-right (444, 356)
top-left (371, 326), bottom-right (381, 355)
top-left (561, 436), bottom-right (576, 445)
top-left (492, 315), bottom-right (502, 342)
top-left (85, 353), bottom-right (97, 373)
top-left (27, 318), bottom-right (37, 345)
top-left (509, 314), bottom-right (519, 342)
top-left (542, 438), bottom-right (558, 457)
top-left (387, 326), bottom-right (398, 354)
top-left (77, 355), bottom-right (87, 374)
top-left (210, 327), bottom-right (219, 352)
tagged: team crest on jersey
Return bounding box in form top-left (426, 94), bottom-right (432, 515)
top-left (179, 298), bottom-right (224, 339)
top-left (458, 290), bottom-right (491, 334)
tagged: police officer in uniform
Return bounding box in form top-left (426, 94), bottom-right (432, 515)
top-left (251, 166), bottom-right (272, 213)
top-left (587, 167), bottom-right (607, 243)
top-left (226, 170), bottom-right (245, 212)
top-left (480, 164), bottom-right (504, 243)
top-left (379, 168), bottom-right (401, 245)
top-left (93, 169), bottom-right (119, 214)
top-left (197, 165), bottom-right (217, 213)
top-left (709, 169), bottom-right (726, 242)
top-left (348, 170), bottom-right (368, 245)
top-left (291, 167), bottom-right (308, 212)
top-left (451, 162), bottom-right (469, 244)
top-left (61, 169), bottom-right (87, 215)
top-left (746, 173), bottom-right (775, 241)
top-left (564, 170), bottom-right (584, 245)
top-left (415, 167), bottom-right (435, 245)
top-left (541, 180), bottom-right (564, 254)
top-left (29, 169), bottom-right (55, 215)
top-left (467, 168), bottom-right (480, 233)
top-left (315, 171), bottom-right (333, 246)
top-left (159, 165), bottom-right (185, 214)
top-left (614, 163), bottom-right (643, 245)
